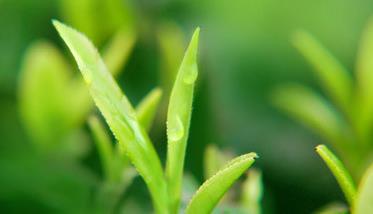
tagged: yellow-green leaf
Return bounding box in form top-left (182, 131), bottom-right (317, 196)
top-left (240, 169), bottom-right (263, 214)
top-left (103, 28), bottom-right (136, 77)
top-left (165, 27), bottom-right (200, 213)
top-left (354, 163), bottom-right (373, 214)
top-left (88, 116), bottom-right (114, 181)
top-left (355, 18), bottom-right (373, 140)
top-left (186, 153), bottom-right (257, 214)
top-left (18, 41), bottom-right (72, 147)
top-left (204, 144), bottom-right (233, 179)
top-left (293, 31), bottom-right (353, 114)
top-left (53, 20), bottom-right (168, 213)
top-left (272, 84), bottom-right (347, 150)
top-left (136, 88), bottom-right (163, 131)
top-left (316, 145), bottom-right (356, 205)
top-left (157, 22), bottom-right (186, 94)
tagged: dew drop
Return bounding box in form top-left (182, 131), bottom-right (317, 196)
top-left (168, 116), bottom-right (184, 142)
top-left (183, 64), bottom-right (198, 84)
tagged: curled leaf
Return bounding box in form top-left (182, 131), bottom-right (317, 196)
top-left (315, 145), bottom-right (356, 205)
top-left (186, 153), bottom-right (257, 214)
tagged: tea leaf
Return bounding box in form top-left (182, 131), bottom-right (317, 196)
top-left (158, 23), bottom-right (185, 93)
top-left (166, 27), bottom-right (199, 213)
top-left (354, 163), bottom-right (373, 214)
top-left (355, 18), bottom-right (373, 139)
top-left (53, 20), bottom-right (168, 213)
top-left (18, 41), bottom-right (72, 147)
top-left (240, 169), bottom-right (263, 214)
top-left (315, 145), bottom-right (356, 205)
top-left (59, 0), bottom-right (99, 43)
top-left (293, 31), bottom-right (353, 114)
top-left (136, 88), bottom-right (163, 131)
top-left (103, 28), bottom-right (136, 77)
top-left (272, 84), bottom-right (347, 150)
top-left (204, 144), bottom-right (233, 179)
top-left (204, 144), bottom-right (224, 179)
top-left (186, 153), bottom-right (257, 214)
top-left (59, 0), bottom-right (134, 45)
top-left (88, 116), bottom-right (114, 180)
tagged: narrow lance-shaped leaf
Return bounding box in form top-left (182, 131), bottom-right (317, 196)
top-left (157, 22), bottom-right (185, 94)
top-left (204, 144), bottom-right (224, 180)
top-left (88, 116), bottom-right (114, 181)
top-left (53, 20), bottom-right (168, 213)
top-left (67, 28), bottom-right (135, 127)
top-left (103, 28), bottom-right (136, 77)
top-left (186, 153), bottom-right (258, 214)
top-left (355, 18), bottom-right (373, 140)
top-left (293, 31), bottom-right (353, 115)
top-left (354, 163), bottom-right (373, 214)
top-left (136, 88), bottom-right (162, 131)
top-left (166, 27), bottom-right (200, 213)
top-left (315, 145), bottom-right (356, 205)
top-left (204, 144), bottom-right (233, 179)
top-left (272, 84), bottom-right (348, 152)
top-left (59, 0), bottom-right (99, 43)
top-left (240, 169), bottom-right (263, 214)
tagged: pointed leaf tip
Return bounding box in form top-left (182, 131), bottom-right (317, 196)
top-left (315, 144), bottom-right (356, 205)
top-left (186, 152), bottom-right (257, 214)
top-left (53, 20), bottom-right (100, 77)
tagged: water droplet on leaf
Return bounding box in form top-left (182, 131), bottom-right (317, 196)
top-left (168, 116), bottom-right (184, 142)
top-left (183, 64), bottom-right (198, 84)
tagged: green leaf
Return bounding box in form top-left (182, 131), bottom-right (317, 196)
top-left (293, 31), bottom-right (353, 114)
top-left (136, 88), bottom-right (163, 131)
top-left (18, 40), bottom-right (72, 147)
top-left (62, 26), bottom-right (135, 128)
top-left (204, 144), bottom-right (233, 179)
top-left (355, 18), bottom-right (373, 139)
top-left (53, 20), bottom-right (168, 213)
top-left (354, 163), bottom-right (373, 214)
top-left (88, 116), bottom-right (114, 180)
top-left (59, 0), bottom-right (134, 45)
top-left (165, 27), bottom-right (200, 213)
top-left (103, 28), bottom-right (136, 77)
top-left (59, 0), bottom-right (99, 43)
top-left (315, 145), bottom-right (356, 205)
top-left (272, 84), bottom-right (348, 150)
top-left (240, 169), bottom-right (263, 214)
top-left (157, 22), bottom-right (186, 94)
top-left (186, 153), bottom-right (257, 214)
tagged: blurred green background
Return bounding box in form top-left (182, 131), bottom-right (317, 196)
top-left (1, 0), bottom-right (373, 213)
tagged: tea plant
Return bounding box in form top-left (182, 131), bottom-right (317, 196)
top-left (53, 20), bottom-right (258, 213)
top-left (272, 19), bottom-right (373, 179)
top-left (272, 18), bottom-right (373, 213)
top-left (16, 15), bottom-right (135, 212)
